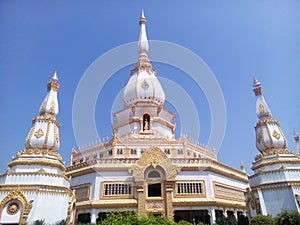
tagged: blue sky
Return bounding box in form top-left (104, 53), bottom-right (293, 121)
top-left (0, 1), bottom-right (299, 173)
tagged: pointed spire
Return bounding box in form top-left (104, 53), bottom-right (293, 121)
top-left (138, 10), bottom-right (149, 57)
top-left (40, 71), bottom-right (60, 115)
top-left (51, 71), bottom-right (59, 81)
top-left (24, 72), bottom-right (61, 151)
top-left (252, 77), bottom-right (271, 119)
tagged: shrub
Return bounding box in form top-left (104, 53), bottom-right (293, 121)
top-left (177, 220), bottom-right (193, 225)
top-left (274, 210), bottom-right (300, 225)
top-left (249, 214), bottom-right (274, 225)
top-left (216, 215), bottom-right (238, 225)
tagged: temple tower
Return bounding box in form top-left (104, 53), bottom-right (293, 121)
top-left (248, 78), bottom-right (300, 217)
top-left (0, 72), bottom-right (76, 225)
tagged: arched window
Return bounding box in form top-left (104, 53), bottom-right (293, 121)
top-left (143, 114), bottom-right (150, 131)
top-left (147, 170), bottom-right (162, 197)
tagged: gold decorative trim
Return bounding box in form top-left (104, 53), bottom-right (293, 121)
top-left (213, 181), bottom-right (246, 202)
top-left (0, 170), bottom-right (70, 181)
top-left (67, 190), bottom-right (76, 225)
top-left (0, 187), bottom-right (33, 224)
top-left (8, 158), bottom-right (66, 172)
top-left (47, 81), bottom-right (60, 92)
top-left (252, 158), bottom-right (300, 170)
top-left (34, 129), bottom-right (44, 138)
top-left (32, 114), bottom-right (60, 128)
top-left (6, 202), bottom-right (19, 215)
top-left (16, 148), bottom-right (62, 161)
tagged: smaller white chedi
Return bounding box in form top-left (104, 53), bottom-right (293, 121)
top-left (248, 77), bottom-right (300, 217)
top-left (0, 72), bottom-right (75, 225)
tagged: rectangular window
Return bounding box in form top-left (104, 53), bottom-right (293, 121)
top-left (103, 183), bottom-right (132, 196)
top-left (71, 184), bottom-right (91, 201)
top-left (164, 149), bottom-right (170, 154)
top-left (108, 150), bottom-right (112, 156)
top-left (176, 182), bottom-right (204, 195)
top-left (93, 154), bottom-right (97, 159)
top-left (117, 149), bottom-right (123, 155)
top-left (131, 149), bottom-right (137, 155)
top-left (99, 153), bottom-right (103, 158)
top-left (177, 149), bottom-right (183, 155)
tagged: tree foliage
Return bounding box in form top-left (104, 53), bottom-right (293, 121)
top-left (249, 214), bottom-right (274, 225)
top-left (216, 215), bottom-right (238, 225)
top-left (274, 210), bottom-right (300, 225)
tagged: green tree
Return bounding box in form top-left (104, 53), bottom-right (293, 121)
top-left (249, 214), bottom-right (274, 225)
top-left (274, 210), bottom-right (300, 225)
top-left (100, 211), bottom-right (139, 225)
top-left (177, 220), bottom-right (193, 225)
top-left (32, 219), bottom-right (47, 225)
top-left (216, 215), bottom-right (238, 225)
top-left (139, 215), bottom-right (176, 225)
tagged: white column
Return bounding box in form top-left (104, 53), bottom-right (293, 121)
top-left (234, 210), bottom-right (238, 220)
top-left (210, 208), bottom-right (216, 224)
top-left (257, 188), bottom-right (267, 215)
top-left (90, 209), bottom-right (97, 224)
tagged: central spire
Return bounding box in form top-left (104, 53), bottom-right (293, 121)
top-left (132, 10), bottom-right (153, 73)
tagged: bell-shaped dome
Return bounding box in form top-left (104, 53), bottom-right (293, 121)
top-left (123, 10), bottom-right (165, 107)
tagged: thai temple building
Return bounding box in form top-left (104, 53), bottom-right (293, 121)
top-left (66, 12), bottom-right (249, 224)
top-left (0, 73), bottom-right (76, 225)
top-left (247, 78), bottom-right (300, 217)
top-left (0, 10), bottom-right (299, 225)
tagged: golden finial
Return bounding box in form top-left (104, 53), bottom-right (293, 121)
top-left (51, 71), bottom-right (59, 81)
top-left (139, 9), bottom-right (146, 25)
top-left (253, 76), bottom-right (260, 87)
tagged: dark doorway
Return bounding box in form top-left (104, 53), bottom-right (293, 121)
top-left (174, 210), bottom-right (210, 224)
top-left (148, 183), bottom-right (162, 197)
top-left (77, 213), bottom-right (91, 223)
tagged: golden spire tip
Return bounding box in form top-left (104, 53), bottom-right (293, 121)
top-left (51, 71), bottom-right (59, 81)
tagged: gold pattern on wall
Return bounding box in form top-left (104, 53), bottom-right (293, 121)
top-left (0, 187), bottom-right (33, 224)
top-left (6, 202), bottom-right (19, 215)
top-left (34, 129), bottom-right (44, 138)
top-left (272, 130), bottom-right (281, 139)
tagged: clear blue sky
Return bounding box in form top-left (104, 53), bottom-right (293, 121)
top-left (0, 1), bottom-right (299, 173)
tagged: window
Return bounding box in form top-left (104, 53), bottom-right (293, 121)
top-left (164, 149), bottom-right (170, 154)
top-left (93, 154), bottom-right (97, 159)
top-left (176, 182), bottom-right (203, 194)
top-left (177, 149), bottom-right (183, 155)
top-left (143, 114), bottom-right (150, 131)
top-left (117, 149), bottom-right (123, 155)
top-left (131, 149), bottom-right (137, 155)
top-left (141, 149), bottom-right (145, 154)
top-left (79, 158), bottom-right (83, 163)
top-left (148, 171), bottom-right (161, 178)
top-left (99, 153), bottom-right (103, 158)
top-left (103, 183), bottom-right (132, 196)
top-left (108, 150), bottom-right (112, 156)
top-left (148, 183), bottom-right (162, 197)
top-left (72, 184), bottom-right (91, 201)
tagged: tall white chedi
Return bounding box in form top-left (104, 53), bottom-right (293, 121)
top-left (0, 72), bottom-right (76, 225)
top-left (247, 77), bottom-right (300, 217)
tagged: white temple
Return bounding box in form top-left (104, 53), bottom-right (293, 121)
top-left (0, 10), bottom-right (299, 225)
top-left (66, 11), bottom-right (249, 224)
top-left (0, 73), bottom-right (75, 225)
top-left (247, 78), bottom-right (300, 217)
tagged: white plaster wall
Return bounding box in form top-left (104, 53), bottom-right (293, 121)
top-left (262, 188), bottom-right (298, 217)
top-left (26, 192), bottom-right (70, 224)
top-left (11, 163), bottom-right (63, 174)
top-left (3, 174), bottom-right (70, 188)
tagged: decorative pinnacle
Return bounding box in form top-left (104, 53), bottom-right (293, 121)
top-left (253, 76), bottom-right (260, 87)
top-left (294, 129), bottom-right (299, 138)
top-left (139, 9), bottom-right (146, 25)
top-left (51, 71), bottom-right (59, 81)
top-left (253, 76), bottom-right (263, 96)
